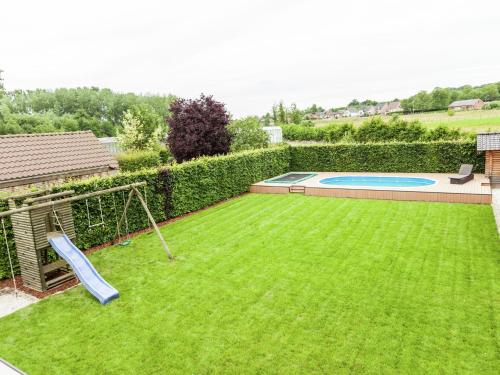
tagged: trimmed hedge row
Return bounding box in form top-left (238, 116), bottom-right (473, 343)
top-left (116, 151), bottom-right (162, 172)
top-left (0, 146), bottom-right (290, 278)
top-left (0, 201), bottom-right (18, 280)
top-left (290, 140), bottom-right (483, 173)
top-left (163, 146), bottom-right (291, 217)
top-left (116, 148), bottom-right (172, 172)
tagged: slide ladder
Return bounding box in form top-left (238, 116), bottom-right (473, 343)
top-left (48, 234), bottom-right (119, 304)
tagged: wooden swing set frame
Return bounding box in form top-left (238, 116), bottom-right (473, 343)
top-left (0, 181), bottom-right (173, 293)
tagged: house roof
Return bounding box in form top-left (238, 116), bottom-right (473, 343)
top-left (0, 131), bottom-right (119, 186)
top-left (477, 132), bottom-right (500, 151)
top-left (449, 99), bottom-right (482, 107)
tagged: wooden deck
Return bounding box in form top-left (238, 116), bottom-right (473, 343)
top-left (250, 172), bottom-right (492, 204)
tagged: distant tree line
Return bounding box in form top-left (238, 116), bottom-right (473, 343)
top-left (0, 86), bottom-right (174, 136)
top-left (400, 82), bottom-right (500, 112)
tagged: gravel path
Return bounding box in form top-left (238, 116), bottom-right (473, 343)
top-left (0, 288), bottom-right (38, 319)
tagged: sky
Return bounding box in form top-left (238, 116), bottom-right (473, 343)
top-left (1, 0), bottom-right (500, 117)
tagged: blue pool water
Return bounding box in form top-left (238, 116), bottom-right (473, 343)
top-left (319, 176), bottom-right (436, 187)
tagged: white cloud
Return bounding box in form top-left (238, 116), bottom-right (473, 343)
top-left (1, 0), bottom-right (499, 116)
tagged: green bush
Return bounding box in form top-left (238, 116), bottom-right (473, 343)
top-left (227, 116), bottom-right (269, 152)
top-left (290, 141), bottom-right (483, 173)
top-left (283, 117), bottom-right (466, 143)
top-left (282, 124), bottom-right (356, 143)
top-left (159, 146), bottom-right (172, 164)
top-left (0, 202), bottom-right (18, 279)
top-left (116, 150), bottom-right (162, 172)
top-left (484, 102), bottom-right (500, 110)
top-left (354, 117), bottom-right (427, 143)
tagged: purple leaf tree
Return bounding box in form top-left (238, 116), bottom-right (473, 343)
top-left (167, 94), bottom-right (231, 162)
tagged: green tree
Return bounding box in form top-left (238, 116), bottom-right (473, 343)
top-left (262, 113), bottom-right (272, 126)
top-left (288, 103), bottom-right (302, 124)
top-left (117, 104), bottom-right (162, 151)
top-left (0, 103), bottom-right (23, 134)
top-left (277, 101), bottom-right (287, 124)
top-left (431, 88), bottom-right (451, 110)
top-left (0, 69), bottom-right (4, 98)
top-left (480, 84), bottom-right (499, 102)
top-left (227, 116), bottom-right (269, 152)
top-left (271, 105), bottom-right (278, 124)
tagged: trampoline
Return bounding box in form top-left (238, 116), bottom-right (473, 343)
top-left (265, 172), bottom-right (317, 184)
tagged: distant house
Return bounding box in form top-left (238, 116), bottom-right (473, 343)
top-left (98, 137), bottom-right (122, 155)
top-left (380, 101), bottom-right (402, 115)
top-left (374, 103), bottom-right (385, 114)
top-left (344, 108), bottom-right (364, 117)
top-left (448, 99), bottom-right (484, 110)
top-left (0, 131), bottom-right (119, 193)
top-left (363, 106), bottom-right (377, 116)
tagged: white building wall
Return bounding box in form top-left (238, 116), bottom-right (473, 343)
top-left (263, 126), bottom-right (282, 144)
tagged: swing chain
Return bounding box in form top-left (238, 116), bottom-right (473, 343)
top-left (85, 196), bottom-right (105, 228)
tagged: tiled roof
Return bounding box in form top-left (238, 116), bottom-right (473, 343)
top-left (0, 131), bottom-right (119, 185)
top-left (449, 99), bottom-right (482, 107)
top-left (477, 132), bottom-right (500, 151)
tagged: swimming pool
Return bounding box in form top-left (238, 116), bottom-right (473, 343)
top-left (319, 176), bottom-right (436, 187)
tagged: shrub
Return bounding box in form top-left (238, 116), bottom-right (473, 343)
top-left (447, 108), bottom-right (455, 116)
top-left (116, 150), bottom-right (162, 172)
top-left (0, 202), bottom-right (18, 279)
top-left (159, 146), bottom-right (172, 164)
top-left (301, 120), bottom-right (315, 127)
top-left (484, 102), bottom-right (500, 110)
top-left (354, 117), bottom-right (427, 143)
top-left (228, 116), bottom-right (269, 152)
top-left (290, 141), bottom-right (482, 173)
top-left (117, 104), bottom-right (163, 151)
top-left (167, 95), bottom-right (231, 162)
top-left (282, 123), bottom-right (356, 142)
top-left (283, 117), bottom-right (465, 143)
top-left (424, 126), bottom-right (463, 141)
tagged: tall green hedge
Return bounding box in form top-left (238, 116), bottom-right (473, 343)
top-left (0, 202), bottom-right (18, 280)
top-left (51, 168), bottom-right (166, 251)
top-left (116, 151), bottom-right (163, 172)
top-left (290, 141), bottom-right (483, 173)
top-left (162, 146), bottom-right (291, 217)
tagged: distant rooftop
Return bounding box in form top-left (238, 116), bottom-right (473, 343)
top-left (477, 132), bottom-right (500, 151)
top-left (449, 99), bottom-right (482, 107)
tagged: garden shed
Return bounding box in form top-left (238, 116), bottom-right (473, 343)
top-left (477, 132), bottom-right (500, 183)
top-left (0, 131), bottom-right (119, 193)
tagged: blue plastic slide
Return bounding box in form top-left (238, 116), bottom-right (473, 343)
top-left (48, 234), bottom-right (119, 304)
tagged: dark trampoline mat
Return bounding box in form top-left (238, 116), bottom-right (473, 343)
top-left (266, 173), bottom-right (316, 183)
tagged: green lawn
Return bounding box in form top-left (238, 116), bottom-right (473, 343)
top-left (0, 194), bottom-right (499, 374)
top-left (315, 109), bottom-right (500, 132)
